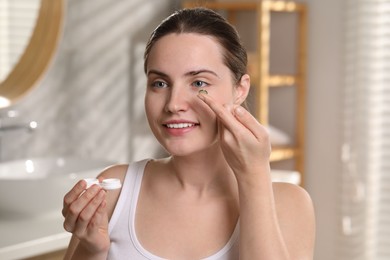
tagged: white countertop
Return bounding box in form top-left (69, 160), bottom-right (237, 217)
top-left (0, 211), bottom-right (71, 260)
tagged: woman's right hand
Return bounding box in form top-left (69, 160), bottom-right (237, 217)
top-left (62, 180), bottom-right (110, 256)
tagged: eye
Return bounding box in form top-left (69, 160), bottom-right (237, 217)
top-left (192, 80), bottom-right (208, 88)
top-left (151, 81), bottom-right (168, 88)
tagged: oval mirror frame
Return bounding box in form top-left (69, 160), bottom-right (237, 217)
top-left (0, 0), bottom-right (65, 108)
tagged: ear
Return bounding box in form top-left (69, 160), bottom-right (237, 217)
top-left (233, 74), bottom-right (250, 105)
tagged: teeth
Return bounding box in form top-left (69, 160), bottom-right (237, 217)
top-left (166, 123), bottom-right (195, 129)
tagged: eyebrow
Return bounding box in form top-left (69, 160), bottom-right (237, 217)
top-left (186, 69), bottom-right (220, 78)
top-left (147, 69), bottom-right (220, 78)
top-left (147, 70), bottom-right (168, 77)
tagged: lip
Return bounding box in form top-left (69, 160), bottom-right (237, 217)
top-left (162, 119), bottom-right (199, 136)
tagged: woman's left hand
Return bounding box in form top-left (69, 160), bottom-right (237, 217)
top-left (198, 93), bottom-right (271, 179)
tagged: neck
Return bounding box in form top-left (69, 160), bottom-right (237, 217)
top-left (167, 145), bottom-right (237, 197)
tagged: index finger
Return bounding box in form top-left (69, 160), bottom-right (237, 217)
top-left (198, 92), bottom-right (265, 140)
top-left (197, 92), bottom-right (245, 134)
top-left (62, 180), bottom-right (87, 214)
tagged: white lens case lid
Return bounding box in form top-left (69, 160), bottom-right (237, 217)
top-left (84, 178), bottom-right (99, 189)
top-left (101, 178), bottom-right (122, 190)
top-left (84, 178), bottom-right (121, 190)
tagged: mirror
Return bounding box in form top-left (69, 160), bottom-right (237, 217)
top-left (0, 0), bottom-right (64, 108)
top-left (0, 0), bottom-right (40, 82)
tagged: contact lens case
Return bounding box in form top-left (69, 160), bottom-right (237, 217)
top-left (84, 178), bottom-right (122, 190)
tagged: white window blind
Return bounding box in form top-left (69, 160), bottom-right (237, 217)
top-left (0, 0), bottom-right (40, 81)
top-left (340, 0), bottom-right (390, 259)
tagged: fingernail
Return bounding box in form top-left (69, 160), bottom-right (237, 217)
top-left (235, 106), bottom-right (245, 117)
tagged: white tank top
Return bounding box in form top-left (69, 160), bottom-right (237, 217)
top-left (107, 159), bottom-right (239, 260)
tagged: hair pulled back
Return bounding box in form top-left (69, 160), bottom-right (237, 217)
top-left (144, 7), bottom-right (247, 83)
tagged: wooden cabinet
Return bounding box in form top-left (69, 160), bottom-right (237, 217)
top-left (183, 0), bottom-right (308, 186)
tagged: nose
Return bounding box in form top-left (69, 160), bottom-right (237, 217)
top-left (165, 86), bottom-right (190, 113)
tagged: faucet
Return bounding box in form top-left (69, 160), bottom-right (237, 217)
top-left (0, 110), bottom-right (38, 136)
top-left (0, 110), bottom-right (38, 160)
top-left (0, 120), bottom-right (38, 135)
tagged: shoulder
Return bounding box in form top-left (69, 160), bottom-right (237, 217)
top-left (273, 182), bottom-right (313, 208)
top-left (272, 182), bottom-right (315, 221)
top-left (97, 164), bottom-right (129, 220)
top-left (272, 182), bottom-right (314, 221)
top-left (272, 182), bottom-right (316, 259)
top-left (98, 163), bottom-right (129, 182)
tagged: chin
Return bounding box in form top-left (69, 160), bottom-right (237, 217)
top-left (164, 146), bottom-right (198, 157)
top-left (163, 139), bottom-right (219, 158)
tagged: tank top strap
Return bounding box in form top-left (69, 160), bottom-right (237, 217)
top-left (108, 159), bottom-right (149, 234)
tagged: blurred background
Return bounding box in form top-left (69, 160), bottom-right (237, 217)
top-left (0, 0), bottom-right (389, 259)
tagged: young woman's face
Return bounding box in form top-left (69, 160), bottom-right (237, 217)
top-left (144, 33), bottom-right (238, 156)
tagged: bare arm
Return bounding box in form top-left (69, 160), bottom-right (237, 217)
top-left (63, 236), bottom-right (80, 260)
top-left (238, 176), bottom-right (315, 259)
top-left (198, 92), bottom-right (315, 259)
top-left (237, 167), bottom-right (290, 259)
top-left (273, 183), bottom-right (316, 260)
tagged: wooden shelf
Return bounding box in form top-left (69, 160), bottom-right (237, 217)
top-left (248, 57), bottom-right (297, 87)
top-left (268, 75), bottom-right (296, 87)
top-left (183, 0), bottom-right (307, 186)
top-left (270, 146), bottom-right (297, 162)
top-left (183, 1), bottom-right (306, 12)
top-left (183, 1), bottom-right (258, 10)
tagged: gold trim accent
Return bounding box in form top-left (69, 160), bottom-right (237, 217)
top-left (0, 0), bottom-right (65, 106)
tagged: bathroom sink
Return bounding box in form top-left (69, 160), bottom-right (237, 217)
top-left (0, 157), bottom-right (115, 218)
top-left (0, 156), bottom-right (301, 218)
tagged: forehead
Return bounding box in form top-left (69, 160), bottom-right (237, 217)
top-left (146, 33), bottom-right (227, 73)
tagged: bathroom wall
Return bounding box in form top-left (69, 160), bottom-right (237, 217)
top-left (1, 0), bottom-right (344, 259)
top-left (305, 0), bottom-right (343, 259)
top-left (2, 0), bottom-right (174, 163)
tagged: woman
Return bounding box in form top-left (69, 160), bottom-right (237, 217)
top-left (62, 7), bottom-right (315, 260)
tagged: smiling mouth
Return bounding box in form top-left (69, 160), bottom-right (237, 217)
top-left (164, 123), bottom-right (198, 129)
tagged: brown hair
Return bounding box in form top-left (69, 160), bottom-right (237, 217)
top-left (144, 7), bottom-right (247, 84)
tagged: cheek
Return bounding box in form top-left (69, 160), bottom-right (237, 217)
top-left (193, 88), bottom-right (234, 121)
top-left (145, 96), bottom-right (163, 141)
top-left (144, 93), bottom-right (161, 123)
top-left (209, 85), bottom-right (235, 105)
top-left (144, 95), bottom-right (152, 117)
top-left (220, 89), bottom-right (235, 105)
